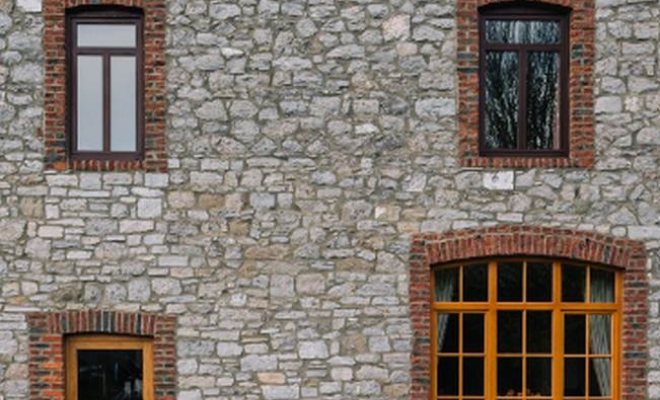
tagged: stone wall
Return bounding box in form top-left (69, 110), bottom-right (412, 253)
top-left (0, 0), bottom-right (659, 399)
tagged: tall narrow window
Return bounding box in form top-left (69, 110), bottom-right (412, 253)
top-left (66, 335), bottom-right (154, 400)
top-left (432, 259), bottom-right (621, 400)
top-left (68, 9), bottom-right (144, 160)
top-left (479, 4), bottom-right (570, 156)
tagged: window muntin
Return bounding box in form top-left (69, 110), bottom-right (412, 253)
top-left (479, 6), bottom-right (570, 156)
top-left (66, 335), bottom-right (154, 400)
top-left (432, 260), bottom-right (620, 400)
top-left (68, 10), bottom-right (144, 160)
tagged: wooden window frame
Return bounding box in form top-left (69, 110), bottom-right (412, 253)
top-left (431, 259), bottom-right (622, 400)
top-left (478, 4), bottom-right (570, 157)
top-left (65, 334), bottom-right (154, 400)
top-left (67, 8), bottom-right (145, 161)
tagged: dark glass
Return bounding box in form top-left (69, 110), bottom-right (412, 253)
top-left (437, 357), bottom-right (459, 395)
top-left (527, 52), bottom-right (560, 150)
top-left (438, 313), bottom-right (459, 353)
top-left (464, 357), bottom-right (484, 396)
top-left (498, 311), bottom-right (522, 353)
top-left (565, 314), bottom-right (586, 354)
top-left (589, 314), bottom-right (612, 355)
top-left (589, 358), bottom-right (611, 396)
top-left (527, 311), bottom-right (552, 353)
top-left (564, 358), bottom-right (586, 396)
top-left (498, 262), bottom-right (522, 302)
top-left (435, 267), bottom-right (459, 302)
top-left (78, 350), bottom-right (143, 400)
top-left (590, 268), bottom-right (615, 303)
top-left (497, 357), bottom-right (522, 396)
top-left (464, 263), bottom-right (488, 302)
top-left (485, 52), bottom-right (519, 150)
top-left (527, 358), bottom-right (552, 396)
top-left (527, 262), bottom-right (553, 302)
top-left (485, 20), bottom-right (561, 44)
top-left (463, 314), bottom-right (484, 353)
top-left (562, 264), bottom-right (586, 302)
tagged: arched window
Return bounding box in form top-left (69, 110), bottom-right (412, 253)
top-left (479, 3), bottom-right (570, 156)
top-left (432, 259), bottom-right (620, 400)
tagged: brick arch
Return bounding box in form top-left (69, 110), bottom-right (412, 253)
top-left (43, 0), bottom-right (166, 172)
top-left (27, 310), bottom-right (176, 400)
top-left (409, 225), bottom-right (648, 400)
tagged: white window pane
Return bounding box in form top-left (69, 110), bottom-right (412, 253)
top-left (77, 55), bottom-right (104, 152)
top-left (110, 56), bottom-right (137, 152)
top-left (78, 24), bottom-right (136, 48)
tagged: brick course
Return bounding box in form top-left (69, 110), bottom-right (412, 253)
top-left (457, 0), bottom-right (596, 168)
top-left (409, 225), bottom-right (648, 400)
top-left (42, 0), bottom-right (167, 172)
top-left (27, 310), bottom-right (176, 400)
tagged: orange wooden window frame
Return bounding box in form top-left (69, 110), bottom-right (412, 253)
top-left (431, 259), bottom-right (622, 400)
top-left (65, 335), bottom-right (154, 400)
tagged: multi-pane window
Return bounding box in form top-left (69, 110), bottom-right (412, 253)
top-left (68, 9), bottom-right (143, 160)
top-left (66, 335), bottom-right (153, 400)
top-left (432, 260), bottom-right (620, 400)
top-left (479, 5), bottom-right (569, 156)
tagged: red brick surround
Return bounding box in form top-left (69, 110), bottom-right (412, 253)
top-left (409, 225), bottom-right (648, 400)
top-left (457, 0), bottom-right (595, 168)
top-left (27, 310), bottom-right (176, 400)
top-left (43, 0), bottom-right (167, 172)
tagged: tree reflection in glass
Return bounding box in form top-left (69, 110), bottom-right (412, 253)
top-left (483, 18), bottom-right (563, 151)
top-left (485, 51), bottom-right (519, 149)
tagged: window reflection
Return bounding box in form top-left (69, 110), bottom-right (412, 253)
top-left (485, 51), bottom-right (519, 150)
top-left (485, 20), bottom-right (561, 44)
top-left (78, 350), bottom-right (143, 400)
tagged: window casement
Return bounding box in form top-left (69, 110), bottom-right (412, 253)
top-left (479, 4), bottom-right (570, 157)
top-left (431, 259), bottom-right (621, 400)
top-left (66, 335), bottom-right (154, 400)
top-left (67, 8), bottom-right (144, 161)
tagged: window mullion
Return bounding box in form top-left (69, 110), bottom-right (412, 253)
top-left (486, 261), bottom-right (497, 400)
top-left (517, 50), bottom-right (528, 150)
top-left (552, 261), bottom-right (562, 400)
top-left (103, 53), bottom-right (111, 152)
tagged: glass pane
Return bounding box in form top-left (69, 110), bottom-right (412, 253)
top-left (77, 55), bottom-right (104, 152)
top-left (562, 264), bottom-right (585, 302)
top-left (78, 349), bottom-right (143, 400)
top-left (435, 267), bottom-right (458, 302)
top-left (591, 268), bottom-right (615, 303)
top-left (464, 357), bottom-right (484, 396)
top-left (497, 357), bottom-right (522, 396)
top-left (463, 314), bottom-right (484, 353)
top-left (485, 20), bottom-right (561, 44)
top-left (527, 358), bottom-right (552, 396)
top-left (484, 51), bottom-right (519, 150)
top-left (589, 358), bottom-right (612, 396)
top-left (527, 262), bottom-right (553, 302)
top-left (438, 313), bottom-right (459, 353)
top-left (78, 24), bottom-right (137, 48)
top-left (498, 311), bottom-right (522, 353)
top-left (437, 357), bottom-right (459, 395)
top-left (464, 263), bottom-right (488, 302)
top-left (589, 314), bottom-right (612, 355)
top-left (565, 315), bottom-right (586, 354)
top-left (527, 52), bottom-right (560, 150)
top-left (110, 56), bottom-right (137, 152)
top-left (564, 358), bottom-right (586, 396)
top-left (498, 262), bottom-right (522, 302)
top-left (527, 311), bottom-right (551, 354)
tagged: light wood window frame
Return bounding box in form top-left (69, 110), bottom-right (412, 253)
top-left (65, 335), bottom-right (154, 400)
top-left (431, 259), bottom-right (622, 400)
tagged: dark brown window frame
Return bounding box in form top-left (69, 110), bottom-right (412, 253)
top-left (67, 7), bottom-right (145, 161)
top-left (478, 3), bottom-right (570, 158)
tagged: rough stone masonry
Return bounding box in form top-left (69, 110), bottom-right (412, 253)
top-left (0, 0), bottom-right (660, 399)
